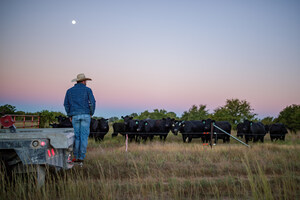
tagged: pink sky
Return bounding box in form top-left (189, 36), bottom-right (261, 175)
top-left (0, 1), bottom-right (299, 118)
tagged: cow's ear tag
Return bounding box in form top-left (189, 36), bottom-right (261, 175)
top-left (203, 121), bottom-right (205, 124)
top-left (136, 121), bottom-right (138, 124)
top-left (145, 123), bottom-right (148, 125)
top-left (250, 122), bottom-right (252, 126)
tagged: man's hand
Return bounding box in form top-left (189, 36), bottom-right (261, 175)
top-left (69, 117), bottom-right (72, 122)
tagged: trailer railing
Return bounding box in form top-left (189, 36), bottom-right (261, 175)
top-left (0, 115), bottom-right (40, 129)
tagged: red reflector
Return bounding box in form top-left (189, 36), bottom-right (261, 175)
top-left (48, 150), bottom-right (51, 157)
top-left (51, 149), bottom-right (55, 156)
top-left (41, 141), bottom-right (46, 146)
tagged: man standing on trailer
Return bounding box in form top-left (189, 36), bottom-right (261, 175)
top-left (64, 73), bottom-right (96, 163)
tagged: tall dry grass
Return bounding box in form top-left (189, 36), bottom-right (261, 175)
top-left (1, 130), bottom-right (299, 199)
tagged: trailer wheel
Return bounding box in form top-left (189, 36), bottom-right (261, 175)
top-left (0, 150), bottom-right (21, 177)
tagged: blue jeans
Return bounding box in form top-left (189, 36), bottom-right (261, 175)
top-left (72, 114), bottom-right (91, 160)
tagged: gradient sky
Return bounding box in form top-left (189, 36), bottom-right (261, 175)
top-left (0, 0), bottom-right (299, 118)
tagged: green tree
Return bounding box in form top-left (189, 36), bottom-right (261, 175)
top-left (38, 110), bottom-right (65, 128)
top-left (276, 104), bottom-right (300, 133)
top-left (14, 110), bottom-right (26, 115)
top-left (138, 110), bottom-right (151, 119)
top-left (129, 113), bottom-right (138, 118)
top-left (181, 105), bottom-right (209, 121)
top-left (152, 109), bottom-right (168, 119)
top-left (261, 116), bottom-right (274, 125)
top-left (136, 109), bottom-right (178, 120)
top-left (212, 99), bottom-right (256, 129)
top-left (109, 117), bottom-right (119, 123)
top-left (0, 104), bottom-right (16, 114)
top-left (165, 111), bottom-right (178, 119)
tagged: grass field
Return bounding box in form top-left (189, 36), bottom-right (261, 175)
top-left (1, 128), bottom-right (300, 200)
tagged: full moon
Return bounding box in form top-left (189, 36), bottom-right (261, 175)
top-left (72, 20), bottom-right (76, 24)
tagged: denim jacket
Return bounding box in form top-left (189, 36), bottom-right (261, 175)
top-left (64, 83), bottom-right (96, 117)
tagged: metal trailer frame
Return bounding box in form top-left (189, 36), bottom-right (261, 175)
top-left (0, 128), bottom-right (74, 187)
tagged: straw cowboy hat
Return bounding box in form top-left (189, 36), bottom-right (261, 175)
top-left (72, 73), bottom-right (92, 82)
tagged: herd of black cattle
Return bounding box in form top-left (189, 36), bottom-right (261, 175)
top-left (51, 115), bottom-right (288, 144)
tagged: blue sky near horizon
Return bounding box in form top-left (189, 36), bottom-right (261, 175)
top-left (0, 0), bottom-right (299, 119)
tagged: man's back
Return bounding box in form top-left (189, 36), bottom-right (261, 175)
top-left (64, 83), bottom-right (95, 117)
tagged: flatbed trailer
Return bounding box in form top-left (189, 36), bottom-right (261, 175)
top-left (0, 128), bottom-right (74, 186)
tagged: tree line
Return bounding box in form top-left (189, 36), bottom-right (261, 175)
top-left (0, 99), bottom-right (299, 132)
top-left (0, 104), bottom-right (64, 128)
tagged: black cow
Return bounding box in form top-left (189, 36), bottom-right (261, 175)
top-left (237, 123), bottom-right (244, 138)
top-left (171, 120), bottom-right (180, 135)
top-left (89, 118), bottom-right (109, 141)
top-left (122, 115), bottom-right (132, 126)
top-left (203, 119), bottom-right (231, 143)
top-left (159, 117), bottom-right (175, 140)
top-left (188, 120), bottom-right (206, 143)
top-left (237, 120), bottom-right (266, 143)
top-left (112, 122), bottom-right (126, 137)
top-left (136, 119), bottom-right (149, 142)
top-left (172, 120), bottom-right (184, 136)
top-left (142, 118), bottom-right (174, 141)
top-left (179, 121), bottom-right (193, 143)
top-left (173, 120), bottom-right (205, 143)
top-left (143, 119), bottom-right (157, 141)
top-left (57, 116), bottom-right (73, 127)
top-left (122, 115), bottom-right (138, 142)
top-left (143, 119), bottom-right (156, 132)
top-left (50, 115), bottom-right (73, 128)
top-left (269, 123), bottom-right (288, 141)
top-left (137, 119), bottom-right (145, 132)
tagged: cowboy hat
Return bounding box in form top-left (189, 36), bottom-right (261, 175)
top-left (71, 73), bottom-right (92, 82)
